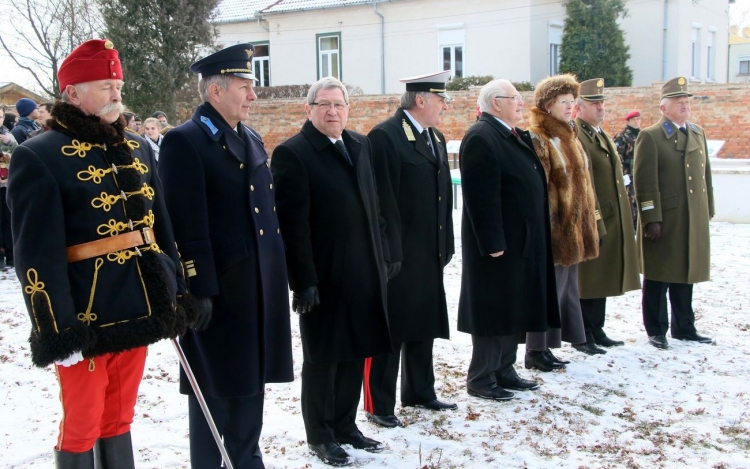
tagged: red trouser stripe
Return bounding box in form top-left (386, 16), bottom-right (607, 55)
top-left (55, 347), bottom-right (147, 452)
top-left (362, 357), bottom-right (374, 413)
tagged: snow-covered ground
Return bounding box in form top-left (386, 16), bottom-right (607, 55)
top-left (1, 205), bottom-right (749, 468)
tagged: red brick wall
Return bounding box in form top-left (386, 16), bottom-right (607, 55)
top-left (227, 82), bottom-right (750, 159)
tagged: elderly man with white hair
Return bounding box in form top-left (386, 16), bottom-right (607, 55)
top-left (8, 39), bottom-right (192, 468)
top-left (457, 79), bottom-right (560, 401)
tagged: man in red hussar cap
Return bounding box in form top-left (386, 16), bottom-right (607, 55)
top-left (7, 39), bottom-right (194, 469)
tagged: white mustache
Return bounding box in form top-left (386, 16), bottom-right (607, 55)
top-left (98, 102), bottom-right (124, 116)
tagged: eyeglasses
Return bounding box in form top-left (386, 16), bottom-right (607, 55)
top-left (555, 100), bottom-right (574, 107)
top-left (310, 101), bottom-right (348, 111)
top-left (494, 95), bottom-right (524, 102)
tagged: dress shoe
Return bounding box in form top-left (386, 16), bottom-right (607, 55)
top-left (495, 374), bottom-right (540, 391)
top-left (672, 332), bottom-right (713, 344)
top-left (525, 350), bottom-right (561, 372)
top-left (593, 331), bottom-right (625, 347)
top-left (544, 349), bottom-right (569, 365)
top-left (409, 399), bottom-right (457, 411)
top-left (309, 442), bottom-right (353, 466)
top-left (572, 342), bottom-right (607, 355)
top-left (366, 412), bottom-right (402, 428)
top-left (336, 430), bottom-right (384, 453)
top-left (467, 383), bottom-right (514, 401)
top-left (648, 335), bottom-right (669, 349)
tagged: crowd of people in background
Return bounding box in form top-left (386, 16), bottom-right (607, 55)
top-left (3, 38), bottom-right (715, 469)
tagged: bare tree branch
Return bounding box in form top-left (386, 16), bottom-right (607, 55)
top-left (0, 0), bottom-right (103, 98)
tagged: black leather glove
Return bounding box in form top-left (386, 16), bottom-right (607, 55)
top-left (292, 286), bottom-right (320, 314)
top-left (192, 297), bottom-right (213, 331)
top-left (644, 222), bottom-right (662, 241)
top-left (386, 261), bottom-right (401, 280)
top-left (599, 237), bottom-right (604, 246)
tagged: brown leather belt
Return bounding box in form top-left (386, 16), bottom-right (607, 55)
top-left (66, 227), bottom-right (156, 263)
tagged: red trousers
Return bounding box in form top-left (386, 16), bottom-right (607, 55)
top-left (55, 347), bottom-right (147, 452)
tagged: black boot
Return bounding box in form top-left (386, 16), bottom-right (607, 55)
top-left (94, 432), bottom-right (135, 469)
top-left (55, 449), bottom-right (95, 469)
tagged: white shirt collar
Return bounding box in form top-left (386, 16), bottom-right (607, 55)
top-left (403, 109), bottom-right (426, 135)
top-left (492, 116), bottom-right (512, 131)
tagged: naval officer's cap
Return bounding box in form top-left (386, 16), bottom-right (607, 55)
top-left (190, 43), bottom-right (257, 80)
top-left (399, 70), bottom-right (452, 99)
top-left (661, 76), bottom-right (692, 99)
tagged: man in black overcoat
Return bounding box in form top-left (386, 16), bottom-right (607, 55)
top-left (158, 44), bottom-right (294, 469)
top-left (271, 77), bottom-right (392, 467)
top-left (459, 79), bottom-right (560, 400)
top-left (364, 71), bottom-right (456, 428)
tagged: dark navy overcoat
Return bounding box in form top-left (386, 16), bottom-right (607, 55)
top-left (159, 103), bottom-right (293, 398)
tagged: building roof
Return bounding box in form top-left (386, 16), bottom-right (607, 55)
top-left (213, 0), bottom-right (276, 23)
top-left (263, 0), bottom-right (382, 14)
top-left (213, 0), bottom-right (390, 23)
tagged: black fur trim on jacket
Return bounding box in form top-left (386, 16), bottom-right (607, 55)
top-left (32, 102), bottom-right (192, 361)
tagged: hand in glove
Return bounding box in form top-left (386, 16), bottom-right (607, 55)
top-left (292, 286), bottom-right (320, 314)
top-left (55, 351), bottom-right (84, 367)
top-left (386, 261), bottom-right (401, 280)
top-left (644, 222), bottom-right (662, 241)
top-left (192, 297), bottom-right (214, 331)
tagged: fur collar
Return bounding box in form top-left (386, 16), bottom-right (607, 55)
top-left (49, 101), bottom-right (127, 146)
top-left (529, 107), bottom-right (576, 141)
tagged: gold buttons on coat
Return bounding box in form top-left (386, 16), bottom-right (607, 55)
top-left (255, 207), bottom-right (260, 213)
top-left (687, 164), bottom-right (690, 168)
top-left (689, 176), bottom-right (692, 180)
top-left (250, 185), bottom-right (255, 191)
top-left (277, 228), bottom-right (280, 234)
top-left (259, 229), bottom-right (264, 235)
top-left (269, 183), bottom-right (273, 189)
top-left (690, 190), bottom-right (693, 194)
top-left (240, 163), bottom-right (244, 169)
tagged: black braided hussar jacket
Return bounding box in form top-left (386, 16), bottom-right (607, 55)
top-left (8, 102), bottom-right (195, 368)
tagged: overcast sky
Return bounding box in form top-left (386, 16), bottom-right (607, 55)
top-left (2, 0), bottom-right (749, 96)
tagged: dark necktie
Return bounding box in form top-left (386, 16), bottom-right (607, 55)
top-left (511, 128), bottom-right (520, 138)
top-left (334, 140), bottom-right (352, 166)
top-left (679, 127), bottom-right (688, 136)
top-left (421, 129), bottom-right (435, 157)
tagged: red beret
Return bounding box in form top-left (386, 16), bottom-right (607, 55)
top-left (625, 111), bottom-right (640, 121)
top-left (58, 39), bottom-right (123, 92)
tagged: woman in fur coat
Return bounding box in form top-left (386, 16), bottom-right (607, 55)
top-left (524, 74), bottom-right (602, 371)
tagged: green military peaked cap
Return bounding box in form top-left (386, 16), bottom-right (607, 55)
top-left (579, 78), bottom-right (606, 101)
top-left (661, 77), bottom-right (692, 99)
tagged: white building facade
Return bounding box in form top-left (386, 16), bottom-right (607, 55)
top-left (214, 0), bottom-right (730, 94)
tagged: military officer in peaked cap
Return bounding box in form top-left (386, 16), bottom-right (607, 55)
top-left (158, 43), bottom-right (293, 469)
top-left (363, 70), bottom-right (456, 429)
top-left (574, 78), bottom-right (640, 354)
top-left (633, 77), bottom-right (715, 350)
top-left (8, 38), bottom-right (193, 468)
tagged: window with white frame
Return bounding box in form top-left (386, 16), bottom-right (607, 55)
top-left (549, 23), bottom-right (563, 75)
top-left (438, 25), bottom-right (465, 79)
top-left (317, 33), bottom-right (341, 80)
top-left (253, 43), bottom-right (270, 87)
top-left (707, 30), bottom-right (716, 80)
top-left (691, 26), bottom-right (701, 79)
top-left (739, 56), bottom-right (750, 75)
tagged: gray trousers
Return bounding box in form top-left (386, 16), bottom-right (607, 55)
top-left (467, 334), bottom-right (518, 388)
top-left (526, 263), bottom-right (586, 350)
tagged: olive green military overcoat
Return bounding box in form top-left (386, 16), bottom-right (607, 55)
top-left (576, 118), bottom-right (640, 298)
top-left (633, 116), bottom-right (715, 284)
